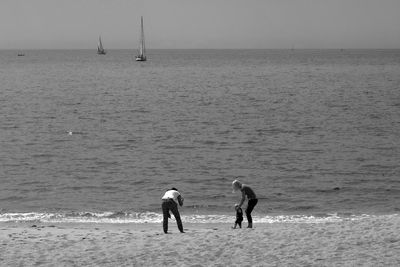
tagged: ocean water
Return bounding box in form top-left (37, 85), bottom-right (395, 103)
top-left (0, 49), bottom-right (399, 223)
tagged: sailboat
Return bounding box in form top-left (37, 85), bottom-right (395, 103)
top-left (135, 16), bottom-right (147, 61)
top-left (97, 36), bottom-right (106, 55)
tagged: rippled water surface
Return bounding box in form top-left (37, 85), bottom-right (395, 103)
top-left (0, 49), bottom-right (399, 222)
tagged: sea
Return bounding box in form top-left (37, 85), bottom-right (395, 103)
top-left (0, 49), bottom-right (399, 224)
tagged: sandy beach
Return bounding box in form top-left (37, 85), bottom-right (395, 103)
top-left (1, 216), bottom-right (399, 266)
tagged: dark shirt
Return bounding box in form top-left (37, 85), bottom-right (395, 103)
top-left (241, 184), bottom-right (257, 200)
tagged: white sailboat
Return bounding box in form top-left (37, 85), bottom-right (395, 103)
top-left (97, 36), bottom-right (106, 55)
top-left (135, 16), bottom-right (147, 61)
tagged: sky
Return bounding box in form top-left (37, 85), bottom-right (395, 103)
top-left (1, 0), bottom-right (399, 49)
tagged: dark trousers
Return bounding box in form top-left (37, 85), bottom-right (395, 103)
top-left (235, 218), bottom-right (243, 228)
top-left (245, 199), bottom-right (258, 224)
top-left (162, 199), bottom-right (183, 233)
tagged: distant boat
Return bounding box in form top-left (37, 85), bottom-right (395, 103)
top-left (97, 36), bottom-right (106, 55)
top-left (135, 16), bottom-right (147, 61)
top-left (17, 53), bottom-right (25, 56)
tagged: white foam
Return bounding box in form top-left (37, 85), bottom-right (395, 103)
top-left (0, 212), bottom-right (398, 224)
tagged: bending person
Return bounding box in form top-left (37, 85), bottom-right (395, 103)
top-left (232, 180), bottom-right (258, 228)
top-left (161, 187), bottom-right (184, 234)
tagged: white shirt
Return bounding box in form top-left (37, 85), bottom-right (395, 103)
top-left (162, 190), bottom-right (182, 204)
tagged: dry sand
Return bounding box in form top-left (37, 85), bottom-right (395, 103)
top-left (1, 216), bottom-right (399, 266)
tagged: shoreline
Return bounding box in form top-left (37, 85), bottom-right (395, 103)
top-left (2, 212), bottom-right (398, 225)
top-left (1, 216), bottom-right (399, 266)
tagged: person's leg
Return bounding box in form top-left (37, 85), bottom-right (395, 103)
top-left (170, 202), bottom-right (184, 233)
top-left (245, 199), bottom-right (258, 228)
top-left (162, 201), bottom-right (170, 233)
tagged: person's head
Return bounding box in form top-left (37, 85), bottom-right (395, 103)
top-left (171, 187), bottom-right (178, 191)
top-left (232, 180), bottom-right (242, 193)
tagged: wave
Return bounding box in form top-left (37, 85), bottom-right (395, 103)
top-left (0, 212), bottom-right (398, 224)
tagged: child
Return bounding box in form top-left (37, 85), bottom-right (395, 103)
top-left (232, 204), bottom-right (243, 229)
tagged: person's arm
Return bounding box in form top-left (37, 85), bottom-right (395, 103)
top-left (238, 191), bottom-right (245, 208)
top-left (177, 195), bottom-right (184, 206)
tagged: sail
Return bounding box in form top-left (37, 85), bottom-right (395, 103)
top-left (98, 37), bottom-right (103, 50)
top-left (97, 36), bottom-right (106, 54)
top-left (140, 16), bottom-right (145, 56)
top-left (136, 16), bottom-right (146, 61)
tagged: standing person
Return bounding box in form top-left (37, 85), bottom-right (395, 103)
top-left (161, 187), bottom-right (184, 234)
top-left (232, 204), bottom-right (243, 229)
top-left (232, 179), bottom-right (258, 228)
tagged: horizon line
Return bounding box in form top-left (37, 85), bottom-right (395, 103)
top-left (2, 48), bottom-right (400, 51)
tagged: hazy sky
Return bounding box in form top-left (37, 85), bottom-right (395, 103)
top-left (1, 0), bottom-right (399, 49)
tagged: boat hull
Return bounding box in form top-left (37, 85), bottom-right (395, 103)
top-left (135, 56), bottom-right (147, 61)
